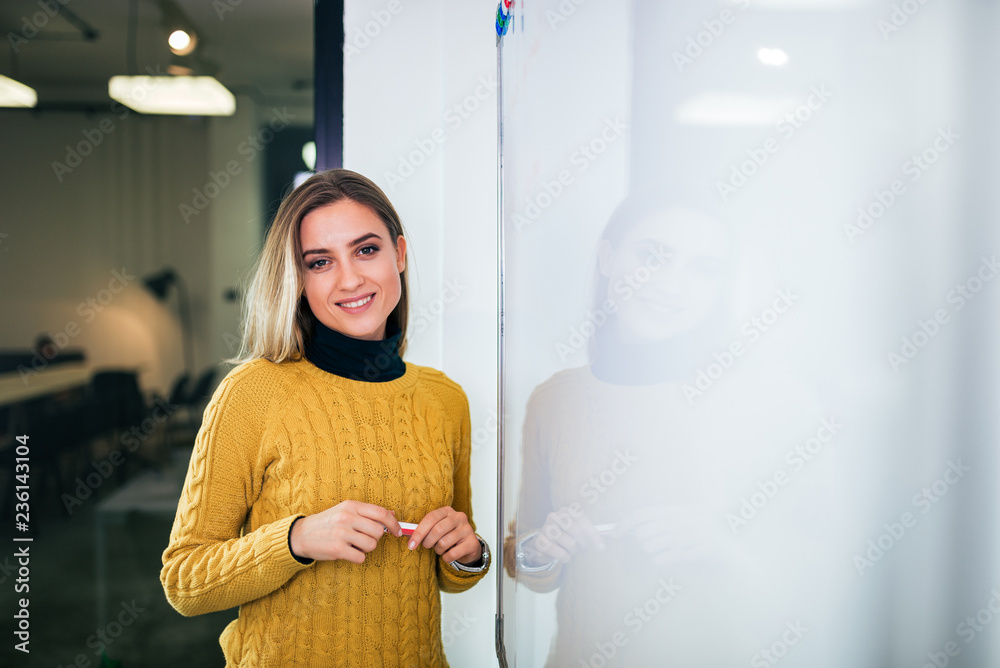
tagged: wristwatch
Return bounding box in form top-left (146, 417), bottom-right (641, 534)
top-left (514, 531), bottom-right (558, 573)
top-left (450, 535), bottom-right (491, 573)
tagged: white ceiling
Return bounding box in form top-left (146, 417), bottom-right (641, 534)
top-left (0, 0), bottom-right (313, 108)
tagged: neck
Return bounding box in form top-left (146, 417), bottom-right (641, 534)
top-left (590, 318), bottom-right (710, 386)
top-left (304, 318), bottom-right (406, 382)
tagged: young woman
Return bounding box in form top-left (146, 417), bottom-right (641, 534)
top-left (503, 192), bottom-right (821, 665)
top-left (161, 169), bottom-right (490, 668)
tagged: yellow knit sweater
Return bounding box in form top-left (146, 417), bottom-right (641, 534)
top-left (160, 356), bottom-right (489, 667)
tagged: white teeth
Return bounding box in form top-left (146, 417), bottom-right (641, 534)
top-left (339, 294), bottom-right (373, 308)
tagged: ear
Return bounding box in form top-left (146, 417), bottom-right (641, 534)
top-left (597, 239), bottom-right (614, 278)
top-left (395, 236), bottom-right (407, 273)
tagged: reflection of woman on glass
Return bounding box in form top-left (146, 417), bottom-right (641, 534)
top-left (161, 169), bottom-right (489, 667)
top-left (505, 193), bottom-right (811, 665)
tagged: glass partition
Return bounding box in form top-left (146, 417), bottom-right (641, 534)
top-left (497, 1), bottom-right (1000, 666)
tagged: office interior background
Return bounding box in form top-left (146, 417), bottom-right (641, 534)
top-left (2, 0), bottom-right (999, 666)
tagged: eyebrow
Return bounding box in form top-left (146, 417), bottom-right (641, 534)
top-left (302, 232), bottom-right (383, 257)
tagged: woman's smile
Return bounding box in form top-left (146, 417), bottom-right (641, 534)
top-left (336, 292), bottom-right (375, 311)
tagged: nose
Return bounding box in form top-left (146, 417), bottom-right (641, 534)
top-left (335, 259), bottom-right (364, 292)
top-left (650, 260), bottom-right (686, 298)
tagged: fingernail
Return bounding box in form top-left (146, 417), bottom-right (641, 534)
top-left (408, 540), bottom-right (416, 550)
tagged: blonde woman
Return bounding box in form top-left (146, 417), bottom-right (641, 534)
top-left (160, 169), bottom-right (490, 667)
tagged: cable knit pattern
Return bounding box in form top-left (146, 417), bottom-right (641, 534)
top-left (160, 356), bottom-right (488, 667)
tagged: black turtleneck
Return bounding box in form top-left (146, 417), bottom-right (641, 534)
top-left (303, 318), bottom-right (406, 382)
top-left (590, 316), bottom-right (719, 386)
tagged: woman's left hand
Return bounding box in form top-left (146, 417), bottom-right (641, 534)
top-left (409, 506), bottom-right (481, 565)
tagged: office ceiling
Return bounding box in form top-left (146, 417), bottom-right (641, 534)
top-left (0, 0), bottom-right (313, 108)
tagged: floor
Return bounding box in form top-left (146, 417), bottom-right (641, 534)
top-left (0, 435), bottom-right (234, 667)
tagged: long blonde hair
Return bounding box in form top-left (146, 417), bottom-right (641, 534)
top-left (227, 169), bottom-right (410, 365)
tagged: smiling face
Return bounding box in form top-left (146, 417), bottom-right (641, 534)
top-left (299, 198), bottom-right (406, 341)
top-left (599, 208), bottom-right (728, 343)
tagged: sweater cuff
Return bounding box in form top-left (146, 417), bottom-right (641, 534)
top-left (284, 515), bottom-right (315, 566)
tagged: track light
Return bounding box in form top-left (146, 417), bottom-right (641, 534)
top-left (159, 1), bottom-right (199, 56)
top-left (168, 29), bottom-right (197, 56)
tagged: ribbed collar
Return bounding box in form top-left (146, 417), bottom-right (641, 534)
top-left (303, 318), bottom-right (406, 383)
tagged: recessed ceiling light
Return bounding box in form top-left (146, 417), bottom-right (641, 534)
top-left (108, 76), bottom-right (235, 116)
top-left (0, 75), bottom-right (37, 108)
top-left (758, 48), bottom-right (790, 66)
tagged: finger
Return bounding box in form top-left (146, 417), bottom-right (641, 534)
top-left (534, 535), bottom-right (572, 563)
top-left (355, 502), bottom-right (402, 537)
top-left (570, 515), bottom-right (605, 551)
top-left (339, 545), bottom-right (367, 565)
top-left (538, 527), bottom-right (578, 556)
top-left (551, 530), bottom-right (579, 555)
top-left (433, 523), bottom-right (473, 556)
top-left (443, 535), bottom-right (479, 564)
top-left (353, 516), bottom-right (390, 541)
top-left (348, 531), bottom-right (379, 553)
top-left (409, 507), bottom-right (451, 550)
top-left (425, 511), bottom-right (466, 550)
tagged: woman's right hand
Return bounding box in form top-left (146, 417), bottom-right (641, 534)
top-left (525, 507), bottom-right (605, 566)
top-left (289, 500), bottom-right (402, 563)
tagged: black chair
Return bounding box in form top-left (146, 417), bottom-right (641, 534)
top-left (181, 367), bottom-right (218, 429)
top-left (167, 372), bottom-right (191, 407)
top-left (166, 367), bottom-right (219, 445)
top-left (89, 371), bottom-right (147, 436)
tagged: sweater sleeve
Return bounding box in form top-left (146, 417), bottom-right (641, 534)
top-left (160, 366), bottom-right (314, 616)
top-left (502, 386), bottom-right (564, 593)
top-left (437, 388), bottom-right (491, 593)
